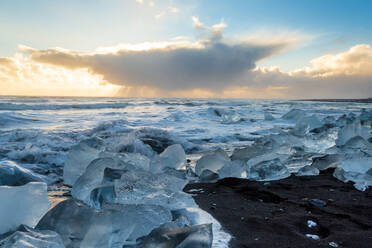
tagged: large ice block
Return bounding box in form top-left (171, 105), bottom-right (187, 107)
top-left (0, 160), bottom-right (45, 186)
top-left (0, 225), bottom-right (64, 248)
top-left (63, 137), bottom-right (104, 186)
top-left (195, 149), bottom-right (230, 176)
top-left (150, 144), bottom-right (186, 172)
top-left (36, 199), bottom-right (172, 248)
top-left (247, 158), bottom-right (291, 181)
top-left (336, 120), bottom-right (372, 146)
top-left (114, 170), bottom-right (196, 209)
top-left (0, 182), bottom-right (50, 234)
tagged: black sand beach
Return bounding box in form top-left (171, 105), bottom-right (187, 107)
top-left (185, 169), bottom-right (372, 248)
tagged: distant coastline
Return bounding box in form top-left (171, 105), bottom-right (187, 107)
top-left (297, 98), bottom-right (372, 103)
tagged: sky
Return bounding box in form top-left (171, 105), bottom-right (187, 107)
top-left (0, 0), bottom-right (372, 98)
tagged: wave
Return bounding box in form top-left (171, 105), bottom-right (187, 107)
top-left (0, 102), bottom-right (130, 111)
top-left (0, 112), bottom-right (41, 127)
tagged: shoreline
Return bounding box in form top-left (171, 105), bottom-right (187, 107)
top-left (185, 169), bottom-right (372, 248)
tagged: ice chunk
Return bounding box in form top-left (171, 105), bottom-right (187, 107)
top-left (128, 224), bottom-right (213, 248)
top-left (36, 199), bottom-right (172, 248)
top-left (335, 120), bottom-right (372, 146)
top-left (0, 182), bottom-right (50, 234)
top-left (296, 165), bottom-right (320, 176)
top-left (341, 153), bottom-right (372, 174)
top-left (0, 160), bottom-right (45, 186)
top-left (195, 149), bottom-right (230, 176)
top-left (114, 133), bottom-right (154, 158)
top-left (63, 137), bottom-right (103, 186)
top-left (282, 109), bottom-right (306, 120)
top-left (0, 225), bottom-right (64, 248)
top-left (305, 234), bottom-right (320, 240)
top-left (247, 158), bottom-right (291, 181)
top-left (71, 157), bottom-right (129, 205)
top-left (264, 112), bottom-right (275, 121)
top-left (218, 160), bottom-right (247, 179)
top-left (221, 111), bottom-right (242, 124)
top-left (293, 115), bottom-right (323, 136)
top-left (231, 138), bottom-right (276, 161)
top-left (333, 167), bottom-right (372, 191)
top-left (115, 170), bottom-right (196, 209)
top-left (307, 220), bottom-right (317, 228)
top-left (312, 154), bottom-right (340, 171)
top-left (150, 144), bottom-right (186, 172)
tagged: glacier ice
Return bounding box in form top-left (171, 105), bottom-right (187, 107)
top-left (36, 199), bottom-right (172, 248)
top-left (292, 115), bottom-right (323, 136)
top-left (0, 225), bottom-right (64, 248)
top-left (150, 144), bottom-right (186, 172)
top-left (125, 224), bottom-right (213, 248)
top-left (247, 158), bottom-right (291, 181)
top-left (218, 160), bottom-right (247, 179)
top-left (282, 109), bottom-right (306, 120)
top-left (311, 154), bottom-right (340, 171)
top-left (335, 120), bottom-right (372, 146)
top-left (114, 170), bottom-right (196, 209)
top-left (0, 182), bottom-right (50, 235)
top-left (295, 165), bottom-right (319, 176)
top-left (63, 137), bottom-right (104, 186)
top-left (0, 160), bottom-right (45, 186)
top-left (71, 157), bottom-right (128, 205)
top-left (195, 149), bottom-right (230, 176)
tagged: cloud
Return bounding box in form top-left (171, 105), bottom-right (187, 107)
top-left (292, 44), bottom-right (372, 77)
top-left (28, 18), bottom-right (288, 91)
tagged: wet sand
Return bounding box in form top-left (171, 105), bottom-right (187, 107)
top-left (185, 169), bottom-right (372, 248)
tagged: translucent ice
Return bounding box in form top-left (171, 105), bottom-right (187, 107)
top-left (311, 154), bottom-right (340, 171)
top-left (335, 120), bottom-right (372, 146)
top-left (114, 170), bottom-right (196, 209)
top-left (218, 160), bottom-right (247, 179)
top-left (0, 225), bottom-right (64, 248)
top-left (36, 199), bottom-right (172, 248)
top-left (282, 109), bottom-right (306, 120)
top-left (293, 115), bottom-right (323, 136)
top-left (150, 144), bottom-right (186, 172)
top-left (0, 160), bottom-right (45, 186)
top-left (71, 157), bottom-right (128, 205)
top-left (128, 224), bottom-right (213, 248)
top-left (63, 137), bottom-right (103, 186)
top-left (247, 158), bottom-right (291, 181)
top-left (195, 149), bottom-right (230, 176)
top-left (295, 165), bottom-right (319, 176)
top-left (0, 182), bottom-right (50, 234)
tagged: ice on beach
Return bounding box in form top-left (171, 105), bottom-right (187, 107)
top-left (296, 165), bottom-right (320, 176)
top-left (195, 149), bottom-right (230, 176)
top-left (247, 158), bottom-right (291, 181)
top-left (150, 144), bottom-right (186, 172)
top-left (0, 160), bottom-right (45, 186)
top-left (0, 182), bottom-right (50, 235)
top-left (63, 137), bottom-right (104, 186)
top-left (307, 220), bottom-right (317, 228)
top-left (115, 170), bottom-right (196, 209)
top-left (218, 160), bottom-right (247, 179)
top-left (0, 225), bottom-right (64, 248)
top-left (282, 109), bottom-right (306, 120)
top-left (126, 223), bottom-right (213, 248)
top-left (36, 199), bottom-right (172, 248)
top-left (293, 115), bottom-right (323, 136)
top-left (311, 154), bottom-right (341, 171)
top-left (335, 120), bottom-right (372, 146)
top-left (71, 157), bottom-right (127, 205)
top-left (305, 234), bottom-right (320, 240)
